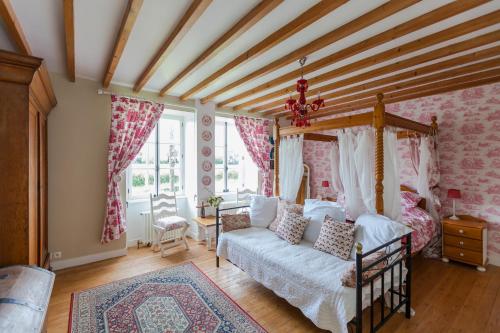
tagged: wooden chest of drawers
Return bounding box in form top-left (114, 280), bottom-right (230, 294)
top-left (442, 215), bottom-right (487, 272)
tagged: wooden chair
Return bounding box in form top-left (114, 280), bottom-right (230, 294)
top-left (149, 193), bottom-right (189, 257)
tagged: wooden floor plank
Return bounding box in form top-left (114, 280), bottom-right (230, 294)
top-left (47, 240), bottom-right (500, 333)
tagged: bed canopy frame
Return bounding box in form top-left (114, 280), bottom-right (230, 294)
top-left (273, 93), bottom-right (438, 215)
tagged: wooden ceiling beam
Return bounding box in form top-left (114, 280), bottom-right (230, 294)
top-left (178, 0), bottom-right (347, 100)
top-left (256, 27), bottom-right (500, 115)
top-left (232, 1), bottom-right (494, 110)
top-left (263, 45), bottom-right (500, 117)
top-left (103, 0), bottom-right (143, 87)
top-left (303, 69), bottom-right (500, 121)
top-left (134, 0), bottom-right (212, 92)
top-left (0, 0), bottom-right (31, 54)
top-left (0, 0), bottom-right (57, 109)
top-left (63, 0), bottom-right (75, 82)
top-left (209, 0), bottom-right (419, 106)
top-left (159, 0), bottom-right (282, 96)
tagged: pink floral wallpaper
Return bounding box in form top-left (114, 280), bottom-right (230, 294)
top-left (303, 82), bottom-right (500, 264)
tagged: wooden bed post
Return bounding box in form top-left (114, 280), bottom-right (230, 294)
top-left (273, 117), bottom-right (280, 197)
top-left (430, 115), bottom-right (438, 136)
top-left (373, 93), bottom-right (385, 215)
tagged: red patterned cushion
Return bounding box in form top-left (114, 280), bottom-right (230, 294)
top-left (314, 216), bottom-right (356, 260)
top-left (221, 213), bottom-right (251, 232)
top-left (341, 251), bottom-right (387, 288)
top-left (268, 199), bottom-right (303, 232)
top-left (275, 210), bottom-right (310, 245)
top-left (401, 191), bottom-right (422, 209)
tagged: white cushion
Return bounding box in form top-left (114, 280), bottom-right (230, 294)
top-left (303, 199), bottom-right (346, 243)
top-left (156, 216), bottom-right (187, 231)
top-left (350, 213), bottom-right (412, 259)
top-left (249, 195), bottom-right (278, 228)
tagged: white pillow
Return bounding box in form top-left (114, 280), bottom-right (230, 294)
top-left (249, 195), bottom-right (278, 228)
top-left (303, 199), bottom-right (346, 243)
top-left (350, 213), bottom-right (412, 259)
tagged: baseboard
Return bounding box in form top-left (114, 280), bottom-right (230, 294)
top-left (51, 248), bottom-right (128, 271)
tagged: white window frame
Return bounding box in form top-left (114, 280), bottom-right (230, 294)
top-left (127, 114), bottom-right (185, 201)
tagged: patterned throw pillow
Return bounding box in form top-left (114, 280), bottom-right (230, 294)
top-left (268, 199), bottom-right (303, 232)
top-left (341, 251), bottom-right (387, 288)
top-left (220, 213), bottom-right (251, 232)
top-left (314, 215), bottom-right (356, 260)
top-left (275, 210), bottom-right (310, 245)
top-left (401, 191), bottom-right (422, 209)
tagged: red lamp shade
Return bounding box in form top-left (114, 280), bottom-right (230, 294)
top-left (447, 189), bottom-right (461, 199)
top-left (322, 180), bottom-right (330, 188)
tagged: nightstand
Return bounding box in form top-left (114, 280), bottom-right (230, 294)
top-left (442, 215), bottom-right (487, 272)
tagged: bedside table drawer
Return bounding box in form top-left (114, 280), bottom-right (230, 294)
top-left (443, 245), bottom-right (482, 265)
top-left (443, 223), bottom-right (482, 240)
top-left (443, 234), bottom-right (483, 251)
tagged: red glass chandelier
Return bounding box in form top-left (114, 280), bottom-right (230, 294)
top-left (285, 56), bottom-right (324, 127)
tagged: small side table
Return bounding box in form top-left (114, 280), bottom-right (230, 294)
top-left (442, 215), bottom-right (488, 272)
top-left (193, 216), bottom-right (216, 250)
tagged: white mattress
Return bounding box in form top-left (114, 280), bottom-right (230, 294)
top-left (217, 227), bottom-right (406, 333)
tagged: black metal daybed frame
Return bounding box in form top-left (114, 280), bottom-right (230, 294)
top-left (215, 205), bottom-right (413, 333)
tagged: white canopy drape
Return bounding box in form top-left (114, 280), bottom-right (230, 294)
top-left (383, 130), bottom-right (402, 222)
top-left (279, 135), bottom-right (304, 201)
top-left (354, 129), bottom-right (376, 213)
top-left (329, 142), bottom-right (343, 194)
top-left (338, 131), bottom-right (366, 219)
top-left (417, 136), bottom-right (440, 220)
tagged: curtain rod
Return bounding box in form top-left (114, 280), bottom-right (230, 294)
top-left (97, 89), bottom-right (195, 112)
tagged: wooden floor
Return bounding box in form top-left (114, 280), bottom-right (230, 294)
top-left (48, 239), bottom-right (500, 333)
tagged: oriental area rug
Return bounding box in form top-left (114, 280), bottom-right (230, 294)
top-left (68, 262), bottom-right (266, 333)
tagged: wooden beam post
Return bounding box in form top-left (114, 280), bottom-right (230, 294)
top-left (273, 118), bottom-right (280, 197)
top-left (373, 93), bottom-right (385, 215)
top-left (63, 0), bottom-right (75, 82)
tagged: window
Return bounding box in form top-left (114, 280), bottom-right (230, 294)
top-left (215, 117), bottom-right (258, 193)
top-left (127, 115), bottom-right (184, 200)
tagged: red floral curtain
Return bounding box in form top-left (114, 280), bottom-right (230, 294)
top-left (102, 95), bottom-right (164, 243)
top-left (234, 116), bottom-right (273, 196)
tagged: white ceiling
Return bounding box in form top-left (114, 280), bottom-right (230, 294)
top-left (1, 0), bottom-right (499, 112)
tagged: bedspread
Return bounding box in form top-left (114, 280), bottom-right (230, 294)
top-left (217, 227), bottom-right (406, 333)
top-left (402, 206), bottom-right (436, 253)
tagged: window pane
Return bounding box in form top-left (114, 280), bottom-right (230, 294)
top-left (227, 167), bottom-right (239, 192)
top-left (129, 168), bottom-right (155, 199)
top-left (215, 168), bottom-right (224, 193)
top-left (215, 121), bottom-right (225, 146)
top-left (214, 147), bottom-right (224, 166)
top-left (227, 149), bottom-right (240, 167)
top-left (132, 142), bottom-right (155, 166)
top-left (159, 168), bottom-right (182, 193)
top-left (159, 143), bottom-right (181, 167)
top-left (159, 118), bottom-right (181, 144)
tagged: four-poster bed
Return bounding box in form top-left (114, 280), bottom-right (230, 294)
top-left (274, 93), bottom-right (438, 215)
top-left (270, 93), bottom-right (438, 332)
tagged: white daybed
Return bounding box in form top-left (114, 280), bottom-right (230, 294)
top-left (216, 218), bottom-right (410, 333)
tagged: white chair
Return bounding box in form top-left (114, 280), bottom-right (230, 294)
top-left (150, 193), bottom-right (189, 257)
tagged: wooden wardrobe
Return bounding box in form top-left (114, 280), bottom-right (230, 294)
top-left (0, 50), bottom-right (56, 268)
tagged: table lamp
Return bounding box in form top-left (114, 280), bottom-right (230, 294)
top-left (321, 180), bottom-right (329, 200)
top-left (447, 189), bottom-right (461, 220)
